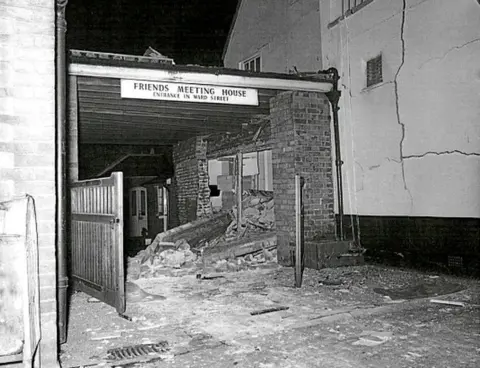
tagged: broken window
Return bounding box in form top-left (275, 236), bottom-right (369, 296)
top-left (366, 54), bottom-right (383, 87)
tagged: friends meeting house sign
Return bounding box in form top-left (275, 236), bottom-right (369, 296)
top-left (121, 79), bottom-right (259, 106)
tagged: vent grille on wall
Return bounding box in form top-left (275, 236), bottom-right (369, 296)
top-left (366, 55), bottom-right (383, 87)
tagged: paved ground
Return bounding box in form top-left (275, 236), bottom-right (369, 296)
top-left (60, 265), bottom-right (480, 368)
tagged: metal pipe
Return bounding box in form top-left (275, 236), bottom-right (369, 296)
top-left (56, 0), bottom-right (69, 344)
top-left (325, 68), bottom-right (345, 241)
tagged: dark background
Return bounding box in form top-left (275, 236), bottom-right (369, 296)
top-left (66, 0), bottom-right (239, 66)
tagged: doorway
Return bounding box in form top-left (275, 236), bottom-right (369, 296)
top-left (129, 187), bottom-right (148, 238)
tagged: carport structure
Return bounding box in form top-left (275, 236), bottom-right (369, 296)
top-left (68, 50), bottom-right (333, 147)
top-left (65, 49), bottom-right (340, 338)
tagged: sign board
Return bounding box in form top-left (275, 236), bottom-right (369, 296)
top-left (121, 79), bottom-right (259, 106)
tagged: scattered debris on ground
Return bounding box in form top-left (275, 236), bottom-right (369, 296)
top-left (373, 278), bottom-right (465, 300)
top-left (61, 265), bottom-right (480, 368)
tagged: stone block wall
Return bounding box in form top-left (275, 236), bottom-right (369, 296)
top-left (173, 136), bottom-right (212, 225)
top-left (270, 91), bottom-right (335, 265)
top-left (0, 0), bottom-right (58, 365)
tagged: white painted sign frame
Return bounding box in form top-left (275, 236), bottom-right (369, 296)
top-left (121, 79), bottom-right (259, 106)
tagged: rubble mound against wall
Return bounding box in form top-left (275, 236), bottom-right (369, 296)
top-left (127, 191), bottom-right (278, 280)
top-left (225, 190), bottom-right (275, 240)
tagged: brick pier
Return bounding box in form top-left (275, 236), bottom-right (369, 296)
top-left (270, 91), bottom-right (335, 265)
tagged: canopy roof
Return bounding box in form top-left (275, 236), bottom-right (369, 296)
top-left (69, 50), bottom-right (334, 146)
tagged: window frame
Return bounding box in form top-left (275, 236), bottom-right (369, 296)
top-left (239, 54), bottom-right (261, 72)
top-left (329, 0), bottom-right (375, 28)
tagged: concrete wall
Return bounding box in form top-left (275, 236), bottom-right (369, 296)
top-left (320, 0), bottom-right (480, 218)
top-left (0, 0), bottom-right (58, 365)
top-left (223, 0), bottom-right (323, 73)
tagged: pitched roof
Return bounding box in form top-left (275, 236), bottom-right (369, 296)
top-left (222, 0), bottom-right (244, 62)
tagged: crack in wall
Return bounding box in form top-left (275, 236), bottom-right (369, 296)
top-left (419, 38), bottom-right (480, 69)
top-left (404, 150), bottom-right (480, 159)
top-left (393, 0), bottom-right (413, 211)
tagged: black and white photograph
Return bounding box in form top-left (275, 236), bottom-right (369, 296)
top-left (0, 0), bottom-right (479, 367)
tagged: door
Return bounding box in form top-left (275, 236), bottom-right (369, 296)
top-left (70, 172), bottom-right (125, 313)
top-left (129, 187), bottom-right (148, 237)
top-left (156, 185), bottom-right (168, 233)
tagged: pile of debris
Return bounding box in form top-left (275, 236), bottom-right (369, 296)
top-left (225, 190), bottom-right (275, 240)
top-left (127, 190), bottom-right (278, 280)
top-left (128, 238), bottom-right (200, 280)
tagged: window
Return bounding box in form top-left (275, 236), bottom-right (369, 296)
top-left (330, 0), bottom-right (374, 23)
top-left (156, 186), bottom-right (164, 215)
top-left (240, 55), bottom-right (261, 72)
top-left (366, 55), bottom-right (383, 87)
top-left (342, 0), bottom-right (371, 14)
top-left (131, 192), bottom-right (137, 216)
top-left (140, 190), bottom-right (146, 216)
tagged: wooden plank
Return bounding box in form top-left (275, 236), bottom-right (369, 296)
top-left (71, 213), bottom-right (115, 223)
top-left (76, 93), bottom-right (271, 115)
top-left (78, 111), bottom-right (249, 127)
top-left (113, 172), bottom-right (125, 313)
top-left (78, 130), bottom-right (197, 142)
top-left (78, 104), bottom-right (265, 123)
top-left (295, 174), bottom-right (303, 287)
top-left (78, 118), bottom-right (245, 133)
top-left (80, 137), bottom-right (181, 146)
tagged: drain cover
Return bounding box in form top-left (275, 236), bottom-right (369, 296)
top-left (105, 341), bottom-right (169, 361)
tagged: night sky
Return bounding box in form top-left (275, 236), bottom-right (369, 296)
top-left (66, 0), bottom-right (239, 66)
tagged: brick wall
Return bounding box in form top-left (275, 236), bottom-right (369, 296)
top-left (270, 91), bottom-right (335, 265)
top-left (173, 136), bottom-right (212, 225)
top-left (196, 137), bottom-right (213, 218)
top-left (0, 0), bottom-right (58, 366)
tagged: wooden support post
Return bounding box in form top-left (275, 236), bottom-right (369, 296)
top-left (236, 152), bottom-right (243, 231)
top-left (68, 75), bottom-right (79, 182)
top-left (295, 174), bottom-right (303, 288)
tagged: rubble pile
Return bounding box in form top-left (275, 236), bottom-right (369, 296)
top-left (128, 238), bottom-right (199, 280)
top-left (225, 190), bottom-right (275, 240)
top-left (127, 191), bottom-right (278, 280)
top-left (212, 247), bottom-right (278, 273)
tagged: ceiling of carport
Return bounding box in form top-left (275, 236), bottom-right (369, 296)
top-left (76, 76), bottom-right (277, 146)
top-left (70, 52), bottom-right (333, 146)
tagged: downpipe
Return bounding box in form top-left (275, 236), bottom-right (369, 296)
top-left (324, 68), bottom-right (345, 241)
top-left (56, 0), bottom-right (69, 344)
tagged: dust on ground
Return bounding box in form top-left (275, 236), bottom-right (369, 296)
top-left (60, 265), bottom-right (480, 368)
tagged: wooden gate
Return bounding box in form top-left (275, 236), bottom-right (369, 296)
top-left (70, 172), bottom-right (125, 313)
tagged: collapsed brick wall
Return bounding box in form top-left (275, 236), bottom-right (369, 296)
top-left (206, 123), bottom-right (272, 159)
top-left (270, 91), bottom-right (335, 265)
top-left (0, 0), bottom-right (58, 365)
top-left (173, 136), bottom-right (212, 225)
